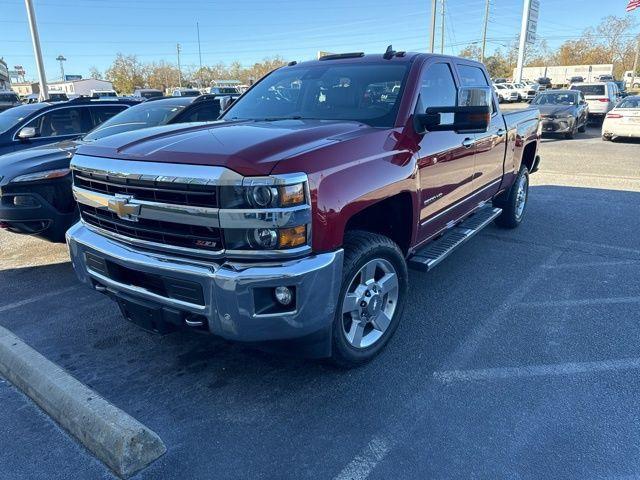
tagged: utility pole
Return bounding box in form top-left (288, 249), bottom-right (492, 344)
top-left (515, 0), bottom-right (531, 84)
top-left (196, 22), bottom-right (203, 88)
top-left (632, 37), bottom-right (639, 83)
top-left (440, 0), bottom-right (446, 54)
top-left (481, 0), bottom-right (490, 63)
top-left (56, 54), bottom-right (66, 81)
top-left (24, 0), bottom-right (48, 100)
top-left (176, 43), bottom-right (182, 88)
top-left (429, 0), bottom-right (437, 53)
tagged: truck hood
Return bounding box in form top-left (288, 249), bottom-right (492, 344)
top-left (0, 139), bottom-right (81, 186)
top-left (75, 119), bottom-right (372, 176)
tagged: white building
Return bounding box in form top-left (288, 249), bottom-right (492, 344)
top-left (47, 78), bottom-right (114, 97)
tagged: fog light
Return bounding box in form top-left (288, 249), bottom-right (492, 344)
top-left (274, 286), bottom-right (293, 306)
top-left (13, 195), bottom-right (39, 207)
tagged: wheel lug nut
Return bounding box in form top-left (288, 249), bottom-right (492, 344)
top-left (360, 301), bottom-right (367, 307)
top-left (365, 291), bottom-right (371, 297)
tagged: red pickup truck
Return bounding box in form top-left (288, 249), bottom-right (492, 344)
top-left (67, 50), bottom-right (540, 366)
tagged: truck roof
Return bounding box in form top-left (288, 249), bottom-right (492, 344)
top-left (291, 52), bottom-right (465, 67)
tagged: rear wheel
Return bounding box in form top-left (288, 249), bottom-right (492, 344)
top-left (331, 231), bottom-right (408, 368)
top-left (578, 122), bottom-right (586, 133)
top-left (494, 165), bottom-right (529, 229)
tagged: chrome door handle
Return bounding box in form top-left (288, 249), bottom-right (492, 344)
top-left (462, 138), bottom-right (475, 149)
top-left (496, 128), bottom-right (506, 137)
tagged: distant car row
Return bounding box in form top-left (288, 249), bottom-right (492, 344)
top-left (0, 94), bottom-right (227, 241)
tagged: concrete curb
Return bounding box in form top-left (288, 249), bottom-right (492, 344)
top-left (0, 325), bottom-right (166, 478)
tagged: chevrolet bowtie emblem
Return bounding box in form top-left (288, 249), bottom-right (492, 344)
top-left (107, 195), bottom-right (141, 221)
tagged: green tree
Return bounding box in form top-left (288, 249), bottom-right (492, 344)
top-left (105, 53), bottom-right (145, 94)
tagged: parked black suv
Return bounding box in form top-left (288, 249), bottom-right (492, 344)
top-left (0, 91), bottom-right (22, 113)
top-left (0, 95), bottom-right (224, 241)
top-left (0, 97), bottom-right (136, 157)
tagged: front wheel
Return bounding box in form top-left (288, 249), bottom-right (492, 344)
top-left (330, 231), bottom-right (408, 368)
top-left (494, 165), bottom-right (529, 229)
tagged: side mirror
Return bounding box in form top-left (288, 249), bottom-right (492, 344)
top-left (219, 95), bottom-right (235, 112)
top-left (17, 126), bottom-right (37, 140)
top-left (414, 86), bottom-right (492, 135)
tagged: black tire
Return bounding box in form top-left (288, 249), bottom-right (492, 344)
top-left (578, 123), bottom-right (586, 133)
top-left (564, 123), bottom-right (576, 139)
top-left (494, 165), bottom-right (529, 229)
top-left (330, 231), bottom-right (408, 368)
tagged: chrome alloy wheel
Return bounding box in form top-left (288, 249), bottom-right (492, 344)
top-left (515, 173), bottom-right (528, 221)
top-left (341, 258), bottom-right (399, 349)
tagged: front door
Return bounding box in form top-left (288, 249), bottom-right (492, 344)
top-left (415, 61), bottom-right (476, 243)
top-left (456, 62), bottom-right (506, 199)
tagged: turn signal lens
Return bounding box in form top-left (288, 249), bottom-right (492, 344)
top-left (278, 225), bottom-right (307, 248)
top-left (279, 184), bottom-right (305, 206)
top-left (606, 113), bottom-right (623, 119)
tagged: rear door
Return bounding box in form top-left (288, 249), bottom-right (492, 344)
top-left (88, 104), bottom-right (129, 129)
top-left (415, 60), bottom-right (476, 242)
top-left (456, 62), bottom-right (506, 199)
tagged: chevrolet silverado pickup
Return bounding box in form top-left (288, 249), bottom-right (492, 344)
top-left (67, 50), bottom-right (541, 366)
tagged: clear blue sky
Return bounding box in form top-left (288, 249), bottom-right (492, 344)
top-left (2, 0), bottom-right (639, 81)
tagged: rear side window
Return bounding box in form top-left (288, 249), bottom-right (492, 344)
top-left (0, 93), bottom-right (19, 102)
top-left (457, 65), bottom-right (489, 86)
top-left (571, 85), bottom-right (605, 96)
top-left (178, 102), bottom-right (221, 122)
top-left (89, 105), bottom-right (128, 127)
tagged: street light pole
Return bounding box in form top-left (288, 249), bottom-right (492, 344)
top-left (196, 22), bottom-right (203, 88)
top-left (515, 0), bottom-right (531, 84)
top-left (56, 54), bottom-right (66, 81)
top-left (429, 0), bottom-right (437, 53)
top-left (440, 0), bottom-right (446, 55)
top-left (176, 43), bottom-right (182, 88)
top-left (481, 0), bottom-right (490, 63)
top-left (632, 37), bottom-right (639, 83)
top-left (24, 0), bottom-right (48, 100)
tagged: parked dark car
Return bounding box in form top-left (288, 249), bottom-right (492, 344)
top-left (531, 89), bottom-right (588, 139)
top-left (0, 91), bottom-right (21, 113)
top-left (0, 95), bottom-right (223, 241)
top-left (537, 77), bottom-right (552, 90)
top-left (0, 97), bottom-right (136, 157)
top-left (569, 76), bottom-right (584, 84)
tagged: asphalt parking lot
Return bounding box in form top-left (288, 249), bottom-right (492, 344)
top-left (1, 111), bottom-right (640, 479)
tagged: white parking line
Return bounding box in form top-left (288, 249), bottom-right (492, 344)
top-left (333, 435), bottom-right (395, 480)
top-left (518, 296), bottom-right (640, 308)
top-left (543, 260), bottom-right (640, 269)
top-left (433, 357), bottom-right (640, 384)
top-left (0, 286), bottom-right (77, 314)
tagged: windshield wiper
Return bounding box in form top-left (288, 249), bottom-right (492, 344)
top-left (261, 116), bottom-right (304, 121)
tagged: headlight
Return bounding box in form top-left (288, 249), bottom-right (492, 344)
top-left (220, 183), bottom-right (305, 208)
top-left (224, 225), bottom-right (308, 250)
top-left (10, 168), bottom-right (70, 183)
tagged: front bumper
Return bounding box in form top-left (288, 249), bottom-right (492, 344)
top-left (67, 223), bottom-right (343, 347)
top-left (0, 176), bottom-right (77, 238)
top-left (540, 117), bottom-right (575, 133)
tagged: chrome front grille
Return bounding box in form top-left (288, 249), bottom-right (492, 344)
top-left (72, 170), bottom-right (218, 208)
top-left (78, 203), bottom-right (222, 251)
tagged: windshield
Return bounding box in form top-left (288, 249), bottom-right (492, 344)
top-left (83, 102), bottom-right (185, 141)
top-left (94, 91), bottom-right (117, 98)
top-left (216, 87), bottom-right (239, 94)
top-left (532, 92), bottom-right (578, 106)
top-left (0, 104), bottom-right (44, 133)
top-left (178, 90), bottom-right (200, 97)
top-left (222, 63), bottom-right (409, 127)
top-left (0, 93), bottom-right (19, 103)
top-left (571, 84), bottom-right (605, 96)
top-left (618, 97), bottom-right (640, 108)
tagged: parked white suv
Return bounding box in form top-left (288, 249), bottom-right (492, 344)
top-left (569, 82), bottom-right (620, 119)
top-left (494, 84), bottom-right (518, 103)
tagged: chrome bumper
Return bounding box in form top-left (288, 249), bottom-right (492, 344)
top-left (67, 223), bottom-right (343, 343)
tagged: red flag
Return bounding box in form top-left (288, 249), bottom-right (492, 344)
top-left (627, 0), bottom-right (640, 12)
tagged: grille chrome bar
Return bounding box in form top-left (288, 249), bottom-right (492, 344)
top-left (73, 186), bottom-right (220, 227)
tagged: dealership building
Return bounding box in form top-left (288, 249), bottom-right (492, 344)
top-left (0, 58), bottom-right (9, 90)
